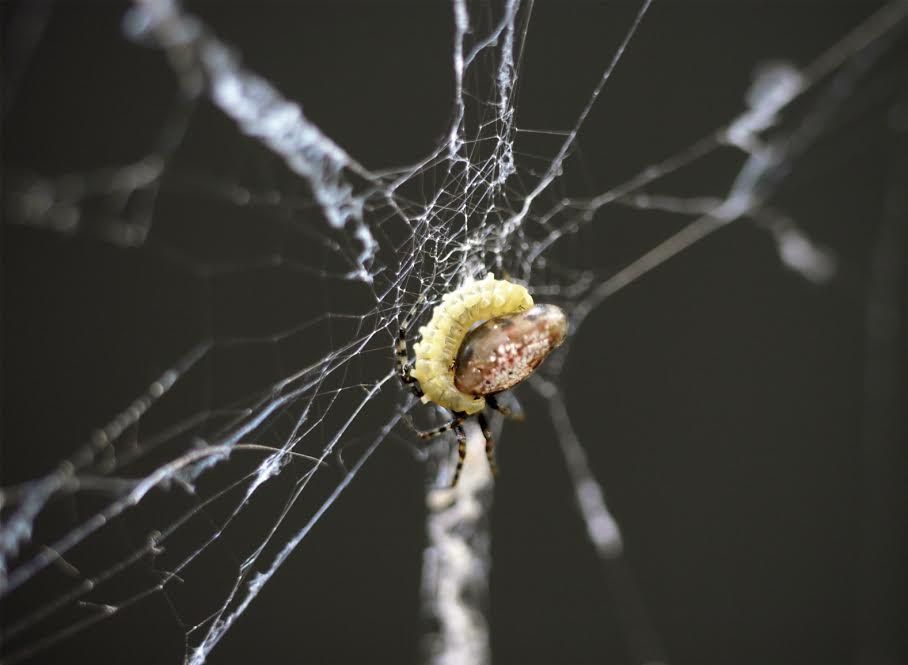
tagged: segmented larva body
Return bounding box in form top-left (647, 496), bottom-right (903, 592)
top-left (411, 274), bottom-right (533, 414)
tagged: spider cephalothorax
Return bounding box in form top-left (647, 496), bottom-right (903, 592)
top-left (397, 274), bottom-right (567, 486)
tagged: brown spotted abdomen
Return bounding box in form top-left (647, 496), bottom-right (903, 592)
top-left (453, 304), bottom-right (567, 397)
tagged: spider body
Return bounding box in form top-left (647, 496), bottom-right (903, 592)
top-left (409, 275), bottom-right (534, 414)
top-left (454, 304), bottom-right (568, 397)
top-left (397, 274), bottom-right (567, 486)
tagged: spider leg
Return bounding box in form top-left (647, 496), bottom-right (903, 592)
top-left (405, 411), bottom-right (469, 488)
top-left (407, 412), bottom-right (466, 440)
top-left (398, 362), bottom-right (424, 398)
top-left (477, 412), bottom-right (498, 477)
top-left (415, 413), bottom-right (493, 487)
top-left (450, 421), bottom-right (467, 488)
top-left (487, 394), bottom-right (524, 422)
top-left (396, 296), bottom-right (425, 398)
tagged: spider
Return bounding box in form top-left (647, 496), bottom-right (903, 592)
top-left (397, 273), bottom-right (567, 487)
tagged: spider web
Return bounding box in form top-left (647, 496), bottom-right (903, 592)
top-left (3, 1), bottom-right (907, 663)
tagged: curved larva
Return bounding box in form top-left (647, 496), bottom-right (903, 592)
top-left (411, 273), bottom-right (533, 414)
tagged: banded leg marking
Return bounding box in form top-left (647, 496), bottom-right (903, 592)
top-left (477, 412), bottom-right (498, 477)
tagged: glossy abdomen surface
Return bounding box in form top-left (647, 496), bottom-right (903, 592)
top-left (454, 304), bottom-right (567, 397)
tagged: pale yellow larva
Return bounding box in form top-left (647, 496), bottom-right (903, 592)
top-left (410, 273), bottom-right (533, 414)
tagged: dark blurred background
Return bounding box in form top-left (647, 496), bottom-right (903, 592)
top-left (3, 2), bottom-right (907, 664)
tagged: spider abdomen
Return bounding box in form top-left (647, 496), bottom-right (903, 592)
top-left (454, 304), bottom-right (567, 396)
